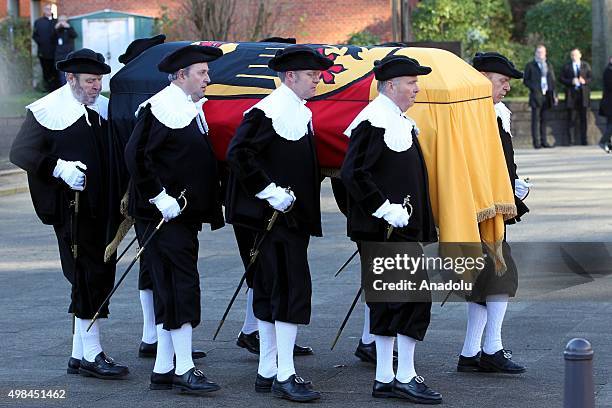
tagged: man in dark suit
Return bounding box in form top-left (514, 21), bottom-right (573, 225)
top-left (560, 48), bottom-right (592, 145)
top-left (523, 44), bottom-right (557, 148)
top-left (32, 3), bottom-right (58, 91)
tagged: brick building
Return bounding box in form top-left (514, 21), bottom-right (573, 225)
top-left (1, 0), bottom-right (419, 44)
top-left (3, 0), bottom-right (419, 90)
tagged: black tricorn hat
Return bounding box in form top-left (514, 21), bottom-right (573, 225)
top-left (373, 54), bottom-right (432, 81)
top-left (119, 34), bottom-right (166, 64)
top-left (56, 48), bottom-right (111, 74)
top-left (268, 45), bottom-right (333, 72)
top-left (472, 52), bottom-right (523, 79)
top-left (157, 44), bottom-right (223, 73)
top-left (259, 36), bottom-right (297, 44)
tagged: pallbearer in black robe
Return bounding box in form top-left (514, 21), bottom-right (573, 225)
top-left (340, 55), bottom-right (442, 404)
top-left (329, 178), bottom-right (383, 363)
top-left (456, 52), bottom-right (529, 375)
top-left (124, 44), bottom-right (224, 394)
top-left (225, 45), bottom-right (332, 402)
top-left (9, 49), bottom-right (129, 379)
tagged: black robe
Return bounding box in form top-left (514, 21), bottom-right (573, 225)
top-left (225, 108), bottom-right (322, 236)
top-left (10, 110), bottom-right (109, 224)
top-left (124, 104), bottom-right (223, 329)
top-left (340, 121), bottom-right (437, 340)
top-left (124, 104), bottom-right (224, 227)
top-left (225, 107), bottom-right (321, 324)
top-left (10, 109), bottom-right (116, 319)
top-left (498, 119), bottom-right (529, 225)
top-left (470, 120), bottom-right (527, 301)
top-left (340, 122), bottom-right (437, 243)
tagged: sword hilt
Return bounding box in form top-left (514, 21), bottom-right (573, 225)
top-left (283, 187), bottom-right (296, 213)
top-left (178, 189), bottom-right (188, 212)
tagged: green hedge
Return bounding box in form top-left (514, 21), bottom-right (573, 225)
top-left (0, 17), bottom-right (33, 96)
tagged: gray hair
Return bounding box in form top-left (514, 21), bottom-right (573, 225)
top-left (277, 71), bottom-right (287, 82)
top-left (168, 66), bottom-right (190, 82)
top-left (376, 78), bottom-right (399, 94)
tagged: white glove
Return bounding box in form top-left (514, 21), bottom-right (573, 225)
top-left (514, 179), bottom-right (532, 200)
top-left (52, 159), bottom-right (87, 191)
top-left (373, 200), bottom-right (410, 228)
top-left (256, 183), bottom-right (295, 212)
top-left (149, 188), bottom-right (181, 221)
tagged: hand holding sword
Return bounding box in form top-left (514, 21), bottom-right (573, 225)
top-left (86, 190), bottom-right (187, 332)
top-left (330, 195), bottom-right (412, 350)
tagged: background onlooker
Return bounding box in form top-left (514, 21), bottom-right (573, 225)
top-left (32, 3), bottom-right (58, 92)
top-left (523, 44), bottom-right (557, 148)
top-left (560, 48), bottom-right (592, 146)
top-left (598, 56), bottom-right (612, 151)
top-left (53, 15), bottom-right (77, 87)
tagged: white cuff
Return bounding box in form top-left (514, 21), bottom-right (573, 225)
top-left (372, 199), bottom-right (391, 218)
top-left (149, 188), bottom-right (167, 204)
top-left (256, 182), bottom-right (277, 199)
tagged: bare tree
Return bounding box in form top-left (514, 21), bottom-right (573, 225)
top-left (180, 0), bottom-right (237, 40)
top-left (174, 0), bottom-right (292, 42)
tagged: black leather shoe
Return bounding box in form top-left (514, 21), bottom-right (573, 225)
top-left (355, 340), bottom-right (398, 364)
top-left (150, 370), bottom-right (174, 390)
top-left (372, 380), bottom-right (395, 398)
top-left (272, 374), bottom-right (321, 402)
top-left (139, 341), bottom-right (207, 359)
top-left (139, 341), bottom-right (157, 358)
top-left (355, 340), bottom-right (377, 363)
top-left (79, 352), bottom-right (129, 379)
top-left (67, 357), bottom-right (80, 374)
top-left (479, 349), bottom-right (526, 374)
top-left (237, 331), bottom-right (313, 356)
top-left (255, 374), bottom-right (275, 393)
top-left (191, 349), bottom-right (207, 359)
top-left (173, 367), bottom-right (221, 394)
top-left (237, 331), bottom-right (260, 354)
top-left (393, 377), bottom-right (442, 404)
top-left (457, 353), bottom-right (482, 372)
top-left (293, 343), bottom-right (313, 356)
top-left (542, 143), bottom-right (555, 148)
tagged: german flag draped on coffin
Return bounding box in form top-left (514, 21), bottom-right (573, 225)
top-left (106, 40), bottom-right (516, 261)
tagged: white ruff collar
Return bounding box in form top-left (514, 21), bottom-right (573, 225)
top-left (495, 101), bottom-right (512, 137)
top-left (136, 83), bottom-right (198, 129)
top-left (26, 84), bottom-right (108, 130)
top-left (195, 97), bottom-right (209, 133)
top-left (344, 93), bottom-right (417, 152)
top-left (245, 84), bottom-right (312, 141)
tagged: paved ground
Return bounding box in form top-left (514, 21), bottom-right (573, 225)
top-left (0, 146), bottom-right (611, 408)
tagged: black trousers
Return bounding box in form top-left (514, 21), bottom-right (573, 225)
top-left (252, 224), bottom-right (312, 325)
top-left (364, 239), bottom-right (431, 340)
top-left (531, 103), bottom-right (552, 147)
top-left (567, 94), bottom-right (588, 145)
top-left (39, 57), bottom-right (58, 92)
top-left (232, 225), bottom-right (258, 288)
top-left (54, 213), bottom-right (116, 319)
top-left (135, 221), bottom-right (154, 291)
top-left (470, 241), bottom-right (518, 305)
top-left (137, 219), bottom-right (202, 330)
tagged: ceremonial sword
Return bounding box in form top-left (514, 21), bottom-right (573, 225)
top-left (87, 190), bottom-right (187, 331)
top-left (70, 190), bottom-right (80, 335)
top-left (212, 187), bottom-right (295, 340)
top-left (331, 195), bottom-right (412, 350)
